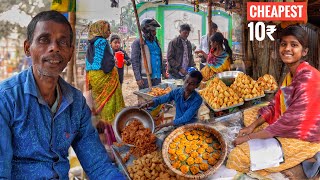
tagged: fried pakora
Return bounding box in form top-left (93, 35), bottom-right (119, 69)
top-left (180, 165), bottom-right (189, 174)
top-left (190, 165), bottom-right (200, 175)
top-left (186, 157), bottom-right (195, 165)
top-left (199, 163), bottom-right (209, 171)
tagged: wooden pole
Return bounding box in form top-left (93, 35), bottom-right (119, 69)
top-left (207, 0), bottom-right (212, 50)
top-left (131, 0), bottom-right (152, 88)
top-left (67, 11), bottom-right (76, 86)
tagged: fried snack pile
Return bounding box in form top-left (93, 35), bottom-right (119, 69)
top-left (148, 87), bottom-right (172, 96)
top-left (168, 130), bottom-right (222, 175)
top-left (121, 120), bottom-right (157, 158)
top-left (257, 74), bottom-right (278, 91)
top-left (127, 151), bottom-right (188, 180)
top-left (200, 66), bottom-right (215, 81)
top-left (199, 77), bottom-right (243, 110)
top-left (230, 73), bottom-right (264, 99)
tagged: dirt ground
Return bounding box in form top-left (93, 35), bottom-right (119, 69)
top-left (121, 66), bottom-right (139, 107)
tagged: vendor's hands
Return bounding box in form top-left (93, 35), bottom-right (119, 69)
top-left (155, 124), bottom-right (165, 132)
top-left (233, 135), bottom-right (250, 146)
top-left (238, 126), bottom-right (254, 137)
top-left (139, 102), bottom-right (149, 109)
top-left (137, 80), bottom-right (144, 87)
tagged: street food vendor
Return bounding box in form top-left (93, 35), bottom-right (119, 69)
top-left (227, 25), bottom-right (320, 177)
top-left (140, 70), bottom-right (203, 131)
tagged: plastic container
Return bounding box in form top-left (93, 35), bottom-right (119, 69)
top-left (115, 51), bottom-right (124, 68)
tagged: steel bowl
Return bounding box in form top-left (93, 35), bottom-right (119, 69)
top-left (113, 107), bottom-right (155, 144)
top-left (215, 71), bottom-right (243, 86)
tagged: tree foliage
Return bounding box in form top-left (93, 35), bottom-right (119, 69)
top-left (0, 0), bottom-right (51, 39)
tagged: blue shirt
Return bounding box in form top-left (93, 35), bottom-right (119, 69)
top-left (153, 88), bottom-right (203, 125)
top-left (145, 40), bottom-right (161, 79)
top-left (0, 67), bottom-right (125, 180)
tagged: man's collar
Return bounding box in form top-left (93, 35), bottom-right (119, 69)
top-left (24, 66), bottom-right (73, 105)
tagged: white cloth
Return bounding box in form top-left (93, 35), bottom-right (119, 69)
top-left (248, 138), bottom-right (284, 171)
top-left (196, 34), bottom-right (209, 54)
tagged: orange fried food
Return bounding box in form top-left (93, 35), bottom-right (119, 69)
top-left (202, 152), bottom-right (210, 160)
top-left (201, 143), bottom-right (209, 149)
top-left (173, 137), bottom-right (180, 142)
top-left (176, 149), bottom-right (184, 155)
top-left (178, 144), bottom-right (185, 149)
top-left (191, 144), bottom-right (198, 150)
top-left (186, 135), bottom-right (193, 141)
top-left (204, 132), bottom-right (211, 137)
top-left (197, 147), bottom-right (205, 154)
top-left (195, 157), bottom-right (203, 164)
top-left (178, 134), bottom-right (185, 139)
top-left (172, 161), bottom-right (181, 169)
top-left (170, 154), bottom-right (178, 161)
top-left (199, 135), bottom-right (206, 140)
top-left (197, 130), bottom-right (204, 136)
top-left (192, 134), bottom-right (199, 140)
top-left (208, 157), bottom-right (217, 166)
top-left (185, 147), bottom-right (193, 154)
top-left (148, 87), bottom-right (171, 96)
top-left (191, 130), bottom-right (198, 135)
top-left (179, 154), bottom-right (188, 161)
top-left (186, 157), bottom-right (195, 165)
top-left (200, 163), bottom-right (209, 171)
top-left (169, 142), bottom-right (177, 149)
top-left (213, 143), bottom-right (221, 149)
top-left (184, 131), bottom-right (191, 136)
top-left (205, 137), bottom-right (213, 144)
top-left (190, 151), bottom-right (199, 158)
top-left (212, 152), bottom-right (220, 159)
top-left (190, 165), bottom-right (200, 175)
top-left (168, 148), bottom-right (176, 155)
top-left (206, 146), bottom-right (214, 153)
top-left (180, 165), bottom-right (190, 174)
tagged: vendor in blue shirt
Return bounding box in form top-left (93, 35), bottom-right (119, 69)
top-left (140, 70), bottom-right (203, 131)
top-left (0, 10), bottom-right (125, 179)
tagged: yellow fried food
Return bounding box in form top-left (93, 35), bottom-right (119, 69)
top-left (200, 163), bottom-right (209, 171)
top-left (208, 157), bottom-right (217, 166)
top-left (190, 151), bottom-right (199, 158)
top-left (177, 144), bottom-right (185, 149)
top-left (197, 147), bottom-right (205, 154)
top-left (202, 152), bottom-right (210, 160)
top-left (206, 146), bottom-right (214, 153)
top-left (180, 165), bottom-right (189, 174)
top-left (191, 144), bottom-right (198, 150)
top-left (168, 148), bottom-right (176, 154)
top-left (195, 157), bottom-right (203, 164)
top-left (172, 161), bottom-right (181, 169)
top-left (199, 135), bottom-right (205, 141)
top-left (184, 131), bottom-right (191, 136)
top-left (179, 154), bottom-right (187, 161)
top-left (190, 165), bottom-right (200, 175)
top-left (186, 157), bottom-right (195, 165)
top-left (173, 137), bottom-right (180, 142)
top-left (205, 137), bottom-right (213, 144)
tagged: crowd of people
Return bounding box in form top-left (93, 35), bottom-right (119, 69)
top-left (0, 9), bottom-right (319, 179)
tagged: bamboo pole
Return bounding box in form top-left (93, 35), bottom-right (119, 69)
top-left (67, 11), bottom-right (76, 86)
top-left (131, 0), bottom-right (152, 88)
top-left (207, 0), bottom-right (212, 51)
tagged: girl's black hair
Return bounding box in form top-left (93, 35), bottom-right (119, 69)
top-left (210, 32), bottom-right (233, 63)
top-left (280, 25), bottom-right (308, 49)
top-left (110, 34), bottom-right (121, 43)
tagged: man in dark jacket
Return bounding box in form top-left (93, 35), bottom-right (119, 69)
top-left (131, 18), bottom-right (165, 89)
top-left (167, 23), bottom-right (195, 79)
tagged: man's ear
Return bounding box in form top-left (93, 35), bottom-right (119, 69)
top-left (68, 45), bottom-right (75, 62)
top-left (24, 40), bottom-right (31, 56)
